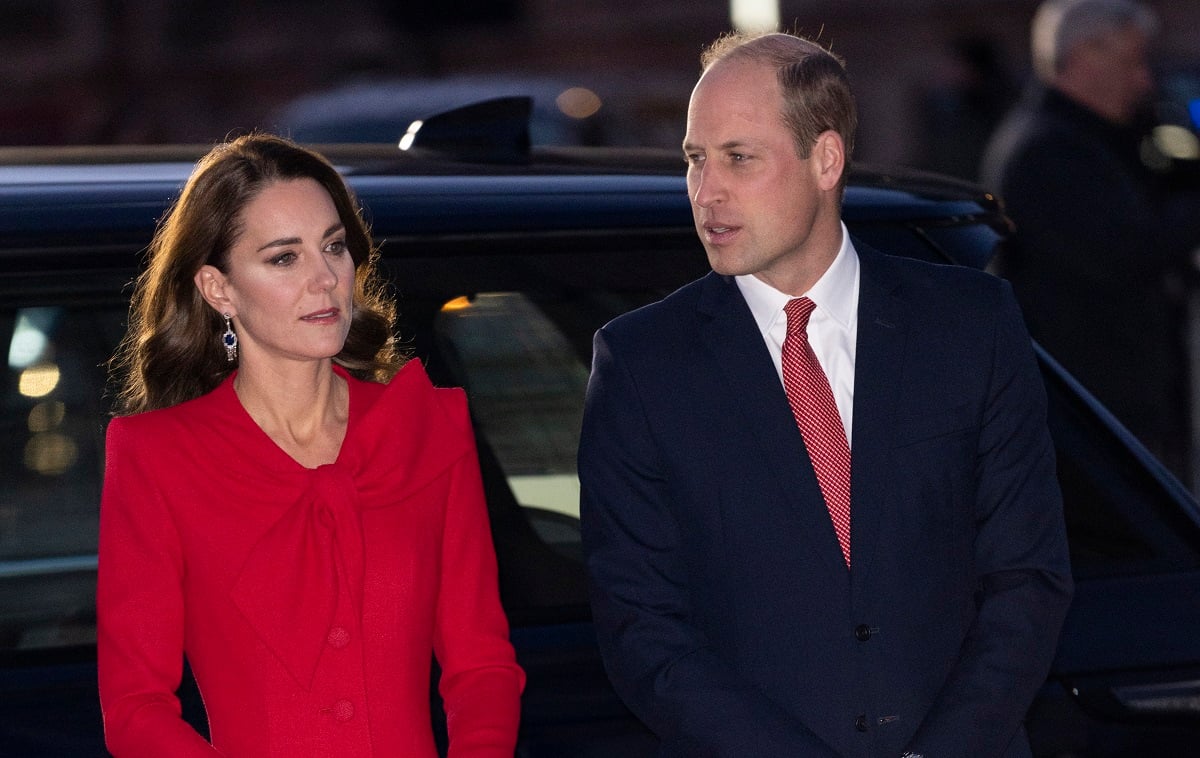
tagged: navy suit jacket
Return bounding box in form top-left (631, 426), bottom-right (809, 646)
top-left (578, 242), bottom-right (1073, 758)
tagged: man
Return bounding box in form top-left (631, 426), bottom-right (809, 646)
top-left (580, 31), bottom-right (1073, 758)
top-left (979, 0), bottom-right (1190, 478)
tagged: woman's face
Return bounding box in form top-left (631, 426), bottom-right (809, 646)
top-left (200, 178), bottom-right (355, 369)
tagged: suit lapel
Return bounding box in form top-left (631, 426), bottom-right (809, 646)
top-left (848, 245), bottom-right (906, 593)
top-left (696, 273), bottom-right (850, 580)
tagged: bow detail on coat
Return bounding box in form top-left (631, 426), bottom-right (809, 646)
top-left (229, 361), bottom-right (472, 689)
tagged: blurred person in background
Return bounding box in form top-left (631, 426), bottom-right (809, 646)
top-left (980, 0), bottom-right (1194, 481)
top-left (97, 134), bottom-right (523, 757)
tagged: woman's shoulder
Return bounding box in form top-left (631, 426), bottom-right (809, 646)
top-left (107, 377), bottom-right (236, 444)
top-left (352, 359), bottom-right (462, 409)
top-left (349, 359), bottom-right (473, 447)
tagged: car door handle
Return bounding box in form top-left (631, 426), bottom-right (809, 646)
top-left (1108, 679), bottom-right (1200, 718)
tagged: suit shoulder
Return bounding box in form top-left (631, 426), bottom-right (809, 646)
top-left (902, 255), bottom-right (1005, 289)
top-left (869, 248), bottom-right (1014, 313)
top-left (600, 273), bottom-right (710, 339)
top-left (869, 241), bottom-right (1001, 285)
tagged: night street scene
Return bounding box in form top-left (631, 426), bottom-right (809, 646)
top-left (3, 1), bottom-right (1200, 756)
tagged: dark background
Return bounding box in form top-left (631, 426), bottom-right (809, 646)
top-left (3, 0), bottom-right (1198, 182)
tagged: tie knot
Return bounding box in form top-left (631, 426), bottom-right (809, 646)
top-left (784, 297), bottom-right (817, 336)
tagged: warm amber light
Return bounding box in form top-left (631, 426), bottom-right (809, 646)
top-left (19, 364), bottom-right (60, 398)
top-left (28, 400), bottom-right (66, 433)
top-left (440, 296), bottom-right (473, 312)
top-left (556, 88), bottom-right (602, 120)
top-left (24, 432), bottom-right (78, 475)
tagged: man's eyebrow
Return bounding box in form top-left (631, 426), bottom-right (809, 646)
top-left (682, 140), bottom-right (752, 152)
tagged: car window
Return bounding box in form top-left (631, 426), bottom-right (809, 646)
top-left (1041, 356), bottom-right (1200, 578)
top-left (416, 285), bottom-right (670, 622)
top-left (1, 305), bottom-right (122, 652)
top-left (433, 293), bottom-right (588, 558)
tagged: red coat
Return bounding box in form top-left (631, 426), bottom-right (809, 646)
top-left (98, 361), bottom-right (524, 757)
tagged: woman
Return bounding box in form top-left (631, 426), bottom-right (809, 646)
top-left (98, 134), bottom-right (524, 757)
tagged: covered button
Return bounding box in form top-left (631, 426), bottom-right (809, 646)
top-left (330, 699), bottom-right (354, 722)
top-left (327, 626), bottom-right (350, 649)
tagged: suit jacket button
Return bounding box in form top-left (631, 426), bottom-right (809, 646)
top-left (327, 626), bottom-right (350, 648)
top-left (855, 714), bottom-right (868, 732)
top-left (854, 624), bottom-right (872, 641)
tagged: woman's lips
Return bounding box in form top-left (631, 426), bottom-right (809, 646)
top-left (301, 308), bottom-right (340, 322)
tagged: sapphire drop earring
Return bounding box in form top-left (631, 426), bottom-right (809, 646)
top-left (222, 313), bottom-right (237, 362)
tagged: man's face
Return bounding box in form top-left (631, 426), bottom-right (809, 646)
top-left (1075, 24), bottom-right (1155, 124)
top-left (682, 59), bottom-right (841, 295)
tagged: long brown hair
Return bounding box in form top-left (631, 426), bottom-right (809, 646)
top-left (110, 134), bottom-right (404, 415)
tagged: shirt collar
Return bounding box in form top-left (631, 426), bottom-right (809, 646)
top-left (736, 222), bottom-right (860, 336)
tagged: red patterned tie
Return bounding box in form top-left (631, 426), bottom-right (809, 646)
top-left (783, 297), bottom-right (852, 567)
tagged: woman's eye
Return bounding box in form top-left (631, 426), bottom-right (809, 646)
top-left (269, 251), bottom-right (296, 266)
top-left (326, 239), bottom-right (347, 254)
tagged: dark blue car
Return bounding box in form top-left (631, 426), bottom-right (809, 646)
top-left (2, 108), bottom-right (1199, 756)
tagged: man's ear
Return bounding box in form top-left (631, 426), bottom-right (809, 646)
top-left (812, 130), bottom-right (846, 192)
top-left (194, 265), bottom-right (235, 316)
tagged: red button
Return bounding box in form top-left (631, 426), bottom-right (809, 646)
top-left (330, 699), bottom-right (354, 722)
top-left (327, 626), bottom-right (350, 648)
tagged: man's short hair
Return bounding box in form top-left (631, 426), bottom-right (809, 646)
top-left (1031, 0), bottom-right (1158, 83)
top-left (699, 32), bottom-right (857, 190)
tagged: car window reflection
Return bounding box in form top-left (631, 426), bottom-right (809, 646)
top-left (1, 305), bottom-right (122, 652)
top-left (434, 293), bottom-right (587, 522)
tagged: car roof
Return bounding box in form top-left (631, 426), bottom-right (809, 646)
top-left (265, 75), bottom-right (598, 147)
top-left (0, 141), bottom-right (1005, 228)
top-left (0, 108), bottom-right (1009, 305)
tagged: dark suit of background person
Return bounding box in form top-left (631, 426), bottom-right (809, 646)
top-left (579, 31), bottom-right (1073, 758)
top-left (980, 0), bottom-right (1194, 481)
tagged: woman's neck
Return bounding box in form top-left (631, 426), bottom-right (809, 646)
top-left (233, 359), bottom-right (350, 468)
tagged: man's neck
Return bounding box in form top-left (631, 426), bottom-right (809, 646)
top-left (1052, 79), bottom-right (1128, 127)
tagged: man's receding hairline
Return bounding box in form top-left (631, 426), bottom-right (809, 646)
top-left (702, 31), bottom-right (837, 73)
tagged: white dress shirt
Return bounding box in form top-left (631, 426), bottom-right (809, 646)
top-left (735, 223), bottom-right (860, 447)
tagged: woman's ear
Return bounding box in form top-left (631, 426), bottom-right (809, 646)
top-left (812, 130), bottom-right (846, 192)
top-left (194, 265), bottom-right (234, 316)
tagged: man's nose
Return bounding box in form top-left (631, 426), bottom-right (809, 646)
top-left (691, 164), bottom-right (723, 207)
